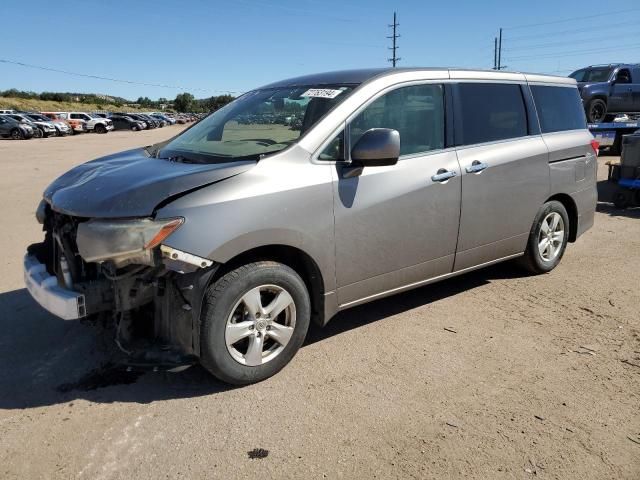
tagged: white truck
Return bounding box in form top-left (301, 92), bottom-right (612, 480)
top-left (59, 112), bottom-right (114, 133)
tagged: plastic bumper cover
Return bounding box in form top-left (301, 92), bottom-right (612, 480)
top-left (23, 254), bottom-right (86, 320)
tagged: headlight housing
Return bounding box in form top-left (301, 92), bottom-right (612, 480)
top-left (76, 217), bottom-right (183, 267)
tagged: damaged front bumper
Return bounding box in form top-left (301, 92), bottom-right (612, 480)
top-left (24, 208), bottom-right (220, 369)
top-left (24, 253), bottom-right (87, 320)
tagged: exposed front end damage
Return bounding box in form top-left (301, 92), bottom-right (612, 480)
top-left (26, 204), bottom-right (218, 370)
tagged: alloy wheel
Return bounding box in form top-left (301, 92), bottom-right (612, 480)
top-left (537, 212), bottom-right (565, 262)
top-left (225, 284), bottom-right (296, 366)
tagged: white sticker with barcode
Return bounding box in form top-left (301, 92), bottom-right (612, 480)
top-left (301, 88), bottom-right (344, 99)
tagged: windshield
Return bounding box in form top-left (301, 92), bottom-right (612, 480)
top-left (89, 114), bottom-right (102, 119)
top-left (158, 84), bottom-right (355, 163)
top-left (27, 114), bottom-right (48, 122)
top-left (570, 67), bottom-right (613, 83)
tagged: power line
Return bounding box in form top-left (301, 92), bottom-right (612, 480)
top-left (503, 32), bottom-right (640, 52)
top-left (387, 12), bottom-right (401, 68)
top-left (0, 58), bottom-right (241, 94)
top-left (504, 7), bottom-right (640, 30)
top-left (504, 43), bottom-right (640, 61)
top-left (504, 19), bottom-right (640, 42)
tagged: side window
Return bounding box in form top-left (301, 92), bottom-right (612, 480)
top-left (531, 86), bottom-right (586, 133)
top-left (70, 114), bottom-right (79, 119)
top-left (457, 83), bottom-right (528, 145)
top-left (318, 130), bottom-right (345, 161)
top-left (349, 84), bottom-right (445, 156)
top-left (616, 69), bottom-right (631, 84)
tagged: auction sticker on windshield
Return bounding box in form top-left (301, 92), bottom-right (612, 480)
top-left (301, 88), bottom-right (344, 99)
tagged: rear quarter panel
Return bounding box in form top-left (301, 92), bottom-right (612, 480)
top-left (543, 130), bottom-right (597, 238)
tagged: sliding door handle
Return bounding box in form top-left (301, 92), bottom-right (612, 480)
top-left (466, 160), bottom-right (488, 173)
top-left (431, 169), bottom-right (457, 182)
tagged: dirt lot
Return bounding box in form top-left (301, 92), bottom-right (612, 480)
top-left (0, 129), bottom-right (638, 479)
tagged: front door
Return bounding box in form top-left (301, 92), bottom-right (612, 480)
top-left (332, 83), bottom-right (462, 307)
top-left (609, 68), bottom-right (634, 113)
top-left (453, 82), bottom-right (549, 271)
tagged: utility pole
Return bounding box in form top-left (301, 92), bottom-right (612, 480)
top-left (387, 12), bottom-right (400, 67)
top-left (497, 28), bottom-right (503, 70)
top-left (493, 37), bottom-right (498, 70)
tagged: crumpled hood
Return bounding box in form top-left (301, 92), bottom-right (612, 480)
top-left (44, 147), bottom-right (256, 218)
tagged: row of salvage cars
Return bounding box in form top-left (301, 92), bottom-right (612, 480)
top-left (0, 109), bottom-right (198, 140)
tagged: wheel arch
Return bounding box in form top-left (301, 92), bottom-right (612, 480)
top-left (546, 193), bottom-right (578, 242)
top-left (210, 244), bottom-right (326, 327)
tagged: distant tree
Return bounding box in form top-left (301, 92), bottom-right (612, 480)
top-left (174, 92), bottom-right (195, 112)
top-left (136, 96), bottom-right (153, 107)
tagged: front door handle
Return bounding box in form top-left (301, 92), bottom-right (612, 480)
top-left (466, 160), bottom-right (489, 173)
top-left (431, 169), bottom-right (457, 182)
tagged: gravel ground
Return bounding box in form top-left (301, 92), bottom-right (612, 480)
top-left (0, 128), bottom-right (638, 479)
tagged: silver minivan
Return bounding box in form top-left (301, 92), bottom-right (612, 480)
top-left (24, 68), bottom-right (597, 384)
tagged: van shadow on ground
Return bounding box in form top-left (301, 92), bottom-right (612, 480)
top-left (0, 262), bottom-right (524, 409)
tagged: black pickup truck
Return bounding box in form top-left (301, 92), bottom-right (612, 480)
top-left (570, 64), bottom-right (640, 123)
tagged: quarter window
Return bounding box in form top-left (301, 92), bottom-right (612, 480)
top-left (349, 84), bottom-right (445, 157)
top-left (319, 130), bottom-right (345, 161)
top-left (456, 83), bottom-right (528, 145)
top-left (531, 85), bottom-right (586, 133)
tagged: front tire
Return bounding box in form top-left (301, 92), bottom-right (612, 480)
top-left (95, 123), bottom-right (107, 134)
top-left (10, 128), bottom-right (23, 140)
top-left (33, 127), bottom-right (43, 139)
top-left (200, 261), bottom-right (310, 385)
top-left (519, 201), bottom-right (570, 274)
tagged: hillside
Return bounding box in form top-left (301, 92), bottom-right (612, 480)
top-left (0, 97), bottom-right (150, 113)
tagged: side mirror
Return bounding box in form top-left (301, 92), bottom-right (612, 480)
top-left (350, 128), bottom-right (400, 167)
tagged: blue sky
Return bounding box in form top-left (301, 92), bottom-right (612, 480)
top-left (2, 0), bottom-right (639, 100)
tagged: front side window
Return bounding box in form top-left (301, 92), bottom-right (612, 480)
top-left (531, 85), bottom-right (587, 133)
top-left (349, 84), bottom-right (445, 157)
top-left (159, 84), bottom-right (355, 163)
top-left (616, 69), bottom-right (632, 84)
top-left (457, 83), bottom-right (527, 145)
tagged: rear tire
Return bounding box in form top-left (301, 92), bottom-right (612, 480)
top-left (586, 98), bottom-right (608, 123)
top-left (518, 201), bottom-right (570, 274)
top-left (200, 261), bottom-right (310, 385)
top-left (33, 127), bottom-right (43, 139)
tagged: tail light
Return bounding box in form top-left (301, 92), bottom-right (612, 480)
top-left (590, 139), bottom-right (600, 156)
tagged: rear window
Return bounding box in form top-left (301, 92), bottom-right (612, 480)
top-left (457, 83), bottom-right (528, 145)
top-left (531, 86), bottom-right (586, 133)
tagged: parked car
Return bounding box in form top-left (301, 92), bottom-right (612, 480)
top-left (152, 113), bottom-right (176, 125)
top-left (138, 114), bottom-right (161, 128)
top-left (0, 114), bottom-right (34, 139)
top-left (119, 113), bottom-right (151, 129)
top-left (24, 113), bottom-right (71, 136)
top-left (6, 113), bottom-right (56, 138)
top-left (59, 112), bottom-right (113, 133)
top-left (110, 115), bottom-right (145, 131)
top-left (149, 114), bottom-right (169, 127)
top-left (42, 112), bottom-right (86, 134)
top-left (24, 68), bottom-right (596, 385)
top-left (0, 109), bottom-right (16, 114)
top-left (570, 63), bottom-right (640, 123)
